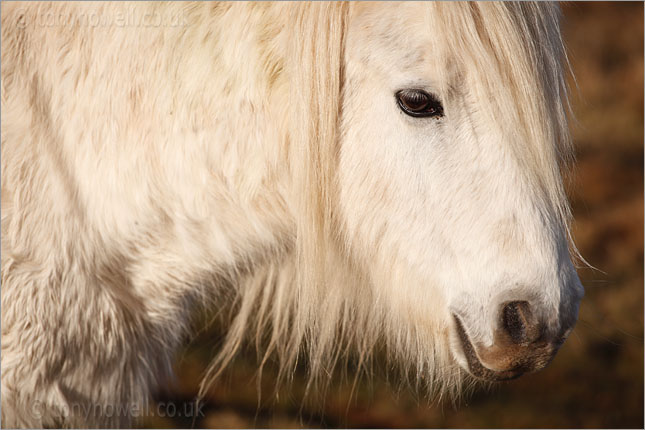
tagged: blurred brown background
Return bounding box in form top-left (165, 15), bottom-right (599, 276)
top-left (142, 2), bottom-right (644, 428)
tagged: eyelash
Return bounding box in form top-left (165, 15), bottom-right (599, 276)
top-left (395, 89), bottom-right (444, 118)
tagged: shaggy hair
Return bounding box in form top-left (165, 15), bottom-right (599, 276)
top-left (0, 2), bottom-right (576, 427)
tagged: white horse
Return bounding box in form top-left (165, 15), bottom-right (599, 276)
top-left (1, 2), bottom-right (584, 427)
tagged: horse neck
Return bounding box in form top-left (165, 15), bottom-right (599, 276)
top-left (110, 3), bottom-right (297, 294)
top-left (172, 3), bottom-right (296, 275)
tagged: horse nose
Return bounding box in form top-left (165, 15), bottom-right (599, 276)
top-left (500, 300), bottom-right (542, 344)
top-left (452, 299), bottom-right (566, 381)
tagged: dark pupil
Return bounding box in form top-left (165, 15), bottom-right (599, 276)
top-left (396, 89), bottom-right (443, 118)
top-left (403, 92), bottom-right (429, 111)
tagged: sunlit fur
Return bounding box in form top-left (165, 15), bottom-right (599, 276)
top-left (1, 2), bottom-right (582, 427)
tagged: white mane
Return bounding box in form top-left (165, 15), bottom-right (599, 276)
top-left (0, 2), bottom-right (581, 427)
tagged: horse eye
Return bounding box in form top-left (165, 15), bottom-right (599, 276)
top-left (396, 89), bottom-right (444, 118)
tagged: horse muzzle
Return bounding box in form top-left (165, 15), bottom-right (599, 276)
top-left (451, 300), bottom-right (576, 381)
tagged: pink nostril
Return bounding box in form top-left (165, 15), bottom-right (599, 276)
top-left (501, 301), bottom-right (542, 344)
